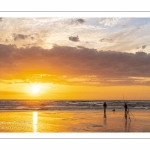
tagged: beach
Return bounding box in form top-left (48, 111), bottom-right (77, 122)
top-left (0, 109), bottom-right (150, 132)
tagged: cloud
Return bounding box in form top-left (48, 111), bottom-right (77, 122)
top-left (13, 34), bottom-right (29, 41)
top-left (142, 45), bottom-right (147, 49)
top-left (69, 36), bottom-right (80, 42)
top-left (98, 26), bottom-right (150, 52)
top-left (0, 18), bottom-right (148, 53)
top-left (137, 45), bottom-right (147, 50)
top-left (1, 44), bottom-right (150, 86)
top-left (98, 18), bottom-right (132, 28)
top-left (100, 38), bottom-right (113, 43)
top-left (70, 18), bottom-right (85, 25)
top-left (99, 18), bottom-right (122, 27)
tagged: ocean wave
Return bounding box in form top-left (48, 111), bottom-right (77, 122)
top-left (0, 100), bottom-right (150, 110)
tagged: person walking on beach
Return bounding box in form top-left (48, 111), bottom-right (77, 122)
top-left (103, 102), bottom-right (107, 117)
top-left (124, 102), bottom-right (128, 118)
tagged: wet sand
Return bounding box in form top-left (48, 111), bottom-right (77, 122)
top-left (0, 109), bottom-right (150, 132)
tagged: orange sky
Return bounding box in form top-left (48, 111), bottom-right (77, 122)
top-left (1, 82), bottom-right (150, 100)
top-left (1, 18), bottom-right (150, 100)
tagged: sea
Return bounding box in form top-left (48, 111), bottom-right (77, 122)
top-left (0, 100), bottom-right (149, 111)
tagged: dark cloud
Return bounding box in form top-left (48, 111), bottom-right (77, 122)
top-left (142, 45), bottom-right (146, 49)
top-left (69, 36), bottom-right (80, 42)
top-left (13, 34), bottom-right (29, 41)
top-left (31, 36), bottom-right (34, 40)
top-left (136, 45), bottom-right (147, 50)
top-left (1, 44), bottom-right (150, 85)
top-left (76, 19), bottom-right (85, 24)
top-left (70, 18), bottom-right (85, 25)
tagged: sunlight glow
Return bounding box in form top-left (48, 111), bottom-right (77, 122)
top-left (31, 85), bottom-right (41, 94)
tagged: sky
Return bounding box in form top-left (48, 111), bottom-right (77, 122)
top-left (1, 17), bottom-right (150, 100)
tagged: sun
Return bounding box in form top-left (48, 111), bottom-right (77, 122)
top-left (31, 85), bottom-right (41, 94)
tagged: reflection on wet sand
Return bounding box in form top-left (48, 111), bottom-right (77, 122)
top-left (104, 114), bottom-right (107, 118)
top-left (0, 110), bottom-right (149, 132)
top-left (124, 117), bottom-right (131, 132)
top-left (33, 112), bottom-right (38, 133)
top-left (103, 117), bottom-right (107, 127)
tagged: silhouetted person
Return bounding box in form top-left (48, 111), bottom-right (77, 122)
top-left (124, 102), bottom-right (128, 118)
top-left (103, 102), bottom-right (107, 117)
